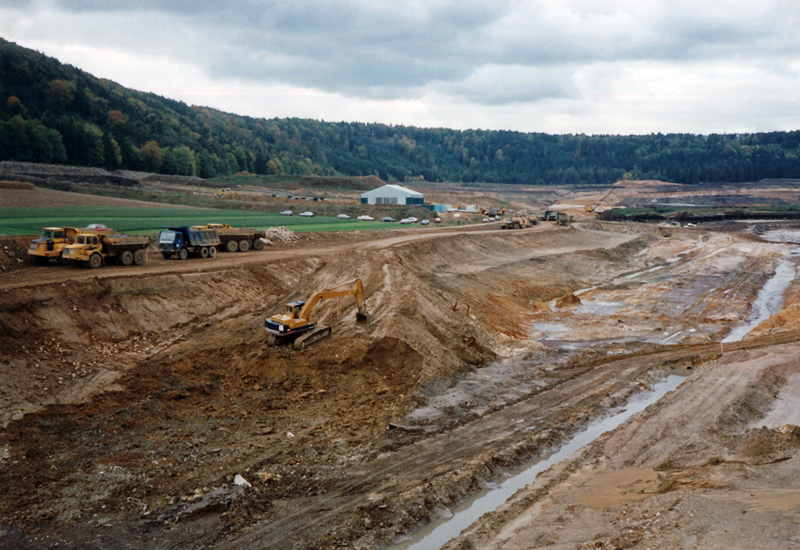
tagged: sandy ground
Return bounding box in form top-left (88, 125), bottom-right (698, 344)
top-left (2, 184), bottom-right (800, 549)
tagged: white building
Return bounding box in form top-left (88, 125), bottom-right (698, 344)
top-left (360, 184), bottom-right (425, 206)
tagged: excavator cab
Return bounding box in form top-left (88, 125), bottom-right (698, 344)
top-left (285, 301), bottom-right (305, 319)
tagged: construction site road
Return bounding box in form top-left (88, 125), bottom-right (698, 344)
top-left (0, 222), bottom-right (632, 291)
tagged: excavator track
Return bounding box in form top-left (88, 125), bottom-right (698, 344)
top-left (293, 326), bottom-right (332, 350)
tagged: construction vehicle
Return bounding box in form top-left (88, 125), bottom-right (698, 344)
top-left (28, 226), bottom-right (78, 264)
top-left (196, 223), bottom-right (266, 252)
top-left (556, 212), bottom-right (571, 226)
top-left (214, 187), bottom-right (238, 198)
top-left (585, 187), bottom-right (615, 213)
top-left (157, 226), bottom-right (220, 260)
top-left (265, 279), bottom-right (373, 350)
top-left (61, 227), bottom-right (150, 269)
top-left (542, 210), bottom-right (557, 222)
top-left (500, 210), bottom-right (537, 229)
top-left (479, 207), bottom-right (505, 218)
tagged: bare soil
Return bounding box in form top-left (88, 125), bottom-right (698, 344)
top-left (2, 183), bottom-right (800, 550)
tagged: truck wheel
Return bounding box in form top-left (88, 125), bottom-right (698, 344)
top-left (226, 240), bottom-right (238, 253)
top-left (88, 253), bottom-right (103, 269)
top-left (178, 248), bottom-right (189, 260)
top-left (134, 249), bottom-right (146, 266)
top-left (161, 252), bottom-right (172, 260)
top-left (209, 246), bottom-right (217, 258)
top-left (120, 250), bottom-right (134, 266)
top-left (238, 240), bottom-right (250, 252)
top-left (199, 246), bottom-right (209, 258)
top-left (253, 238), bottom-right (264, 251)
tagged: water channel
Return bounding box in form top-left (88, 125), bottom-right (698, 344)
top-left (722, 253), bottom-right (797, 343)
top-left (393, 236), bottom-right (799, 550)
top-left (391, 375), bottom-right (686, 550)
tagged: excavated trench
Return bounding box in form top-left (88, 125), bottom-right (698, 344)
top-left (2, 222), bottom-right (799, 549)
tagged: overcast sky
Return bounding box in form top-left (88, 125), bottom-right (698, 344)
top-left (2, 0), bottom-right (800, 135)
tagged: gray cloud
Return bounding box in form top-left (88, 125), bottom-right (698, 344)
top-left (4, 1), bottom-right (800, 133)
top-left (40, 1), bottom-right (800, 105)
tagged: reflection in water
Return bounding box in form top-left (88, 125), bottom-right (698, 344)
top-left (393, 375), bottom-right (687, 550)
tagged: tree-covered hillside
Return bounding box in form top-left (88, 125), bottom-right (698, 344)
top-left (2, 38), bottom-right (800, 185)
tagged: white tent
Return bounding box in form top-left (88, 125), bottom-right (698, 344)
top-left (361, 184), bottom-right (424, 206)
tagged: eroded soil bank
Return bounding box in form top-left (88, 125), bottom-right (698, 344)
top-left (2, 220), bottom-right (800, 549)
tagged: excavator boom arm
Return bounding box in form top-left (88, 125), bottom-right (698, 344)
top-left (298, 279), bottom-right (368, 322)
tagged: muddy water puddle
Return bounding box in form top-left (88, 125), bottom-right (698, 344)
top-left (575, 299), bottom-right (627, 315)
top-left (392, 375), bottom-right (687, 550)
top-left (761, 229), bottom-right (800, 244)
top-left (722, 254), bottom-right (797, 343)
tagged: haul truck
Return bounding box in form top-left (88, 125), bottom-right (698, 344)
top-left (500, 210), bottom-right (537, 229)
top-left (62, 228), bottom-right (150, 269)
top-left (28, 227), bottom-right (78, 264)
top-left (196, 223), bottom-right (265, 252)
top-left (157, 226), bottom-right (220, 260)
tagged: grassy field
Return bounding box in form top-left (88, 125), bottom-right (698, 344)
top-left (0, 206), bottom-right (391, 236)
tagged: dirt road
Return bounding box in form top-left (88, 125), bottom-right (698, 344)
top-left (2, 218), bottom-right (800, 550)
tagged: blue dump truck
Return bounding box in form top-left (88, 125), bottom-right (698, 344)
top-left (157, 226), bottom-right (220, 260)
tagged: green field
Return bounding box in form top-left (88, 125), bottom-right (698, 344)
top-left (0, 207), bottom-right (391, 236)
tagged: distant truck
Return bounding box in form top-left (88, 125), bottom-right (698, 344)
top-left (28, 226), bottom-right (78, 264)
top-left (196, 223), bottom-right (266, 252)
top-left (500, 210), bottom-right (537, 229)
top-left (556, 212), bottom-right (571, 226)
top-left (542, 210), bottom-right (557, 222)
top-left (157, 226), bottom-right (220, 260)
top-left (62, 227), bottom-right (150, 269)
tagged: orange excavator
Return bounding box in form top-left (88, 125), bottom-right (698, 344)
top-left (264, 279), bottom-right (373, 349)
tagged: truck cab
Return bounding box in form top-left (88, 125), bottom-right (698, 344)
top-left (28, 227), bottom-right (78, 264)
top-left (62, 231), bottom-right (104, 265)
top-left (158, 229), bottom-right (184, 252)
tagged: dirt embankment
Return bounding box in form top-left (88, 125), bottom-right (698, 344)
top-left (0, 237), bottom-right (31, 273)
top-left (0, 223), bottom-right (652, 547)
top-left (2, 221), bottom-right (799, 550)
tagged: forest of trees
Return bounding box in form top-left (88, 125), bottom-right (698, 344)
top-left (2, 38), bottom-right (800, 185)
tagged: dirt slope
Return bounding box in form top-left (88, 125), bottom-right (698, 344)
top-left (2, 220), bottom-right (800, 549)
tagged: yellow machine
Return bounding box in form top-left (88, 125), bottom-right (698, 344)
top-left (265, 279), bottom-right (372, 349)
top-left (214, 187), bottom-right (237, 198)
top-left (585, 187), bottom-right (615, 213)
top-left (62, 226), bottom-right (150, 269)
top-left (28, 227), bottom-right (78, 264)
top-left (500, 210), bottom-right (537, 229)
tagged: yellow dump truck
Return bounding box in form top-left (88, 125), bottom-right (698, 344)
top-left (28, 227), bottom-right (78, 264)
top-left (500, 210), bottom-right (537, 229)
top-left (61, 226), bottom-right (150, 268)
top-left (197, 223), bottom-right (266, 252)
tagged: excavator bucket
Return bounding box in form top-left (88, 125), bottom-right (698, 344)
top-left (356, 311), bottom-right (373, 327)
